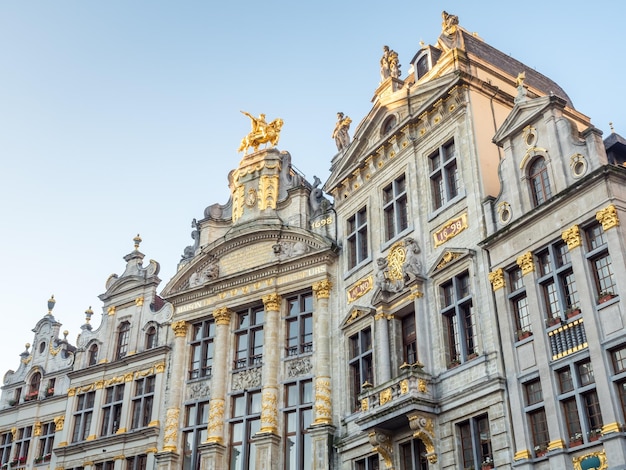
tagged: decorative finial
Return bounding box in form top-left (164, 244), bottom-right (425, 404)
top-left (133, 234), bottom-right (142, 250)
top-left (85, 306), bottom-right (93, 324)
top-left (419, 40), bottom-right (425, 48)
top-left (47, 295), bottom-right (56, 315)
top-left (610, 122), bottom-right (615, 132)
top-left (63, 330), bottom-right (69, 340)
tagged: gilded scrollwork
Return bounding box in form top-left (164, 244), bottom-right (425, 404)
top-left (206, 400), bottom-right (225, 442)
top-left (408, 413), bottom-right (437, 463)
top-left (260, 388), bottom-right (279, 433)
top-left (368, 430), bottom-right (393, 468)
top-left (259, 175), bottom-right (279, 210)
top-left (162, 408), bottom-right (180, 452)
top-left (313, 377), bottom-right (332, 425)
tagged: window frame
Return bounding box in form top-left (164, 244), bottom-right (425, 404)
top-left (585, 222), bottom-right (617, 302)
top-left (234, 306), bottom-right (265, 370)
top-left (286, 292), bottom-right (314, 357)
top-left (131, 375), bottom-right (156, 430)
top-left (528, 156), bottom-right (552, 206)
top-left (382, 174), bottom-right (409, 242)
top-left (348, 327), bottom-right (373, 411)
top-left (429, 139), bottom-right (459, 211)
top-left (116, 321), bottom-right (131, 360)
top-left (458, 414), bottom-right (492, 470)
top-left (182, 400), bottom-right (210, 470)
top-left (440, 271), bottom-right (476, 365)
top-left (346, 206), bottom-right (369, 270)
top-left (72, 391), bottom-right (96, 443)
top-left (229, 389), bottom-right (262, 470)
top-left (283, 379), bottom-right (313, 470)
top-left (101, 383), bottom-right (125, 436)
top-left (189, 318), bottom-right (216, 379)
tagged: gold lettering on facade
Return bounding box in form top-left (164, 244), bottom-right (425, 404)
top-left (488, 268), bottom-right (505, 291)
top-left (347, 276), bottom-right (372, 303)
top-left (561, 224), bottom-right (581, 249)
top-left (596, 204), bottom-right (619, 230)
top-left (433, 213), bottom-right (468, 247)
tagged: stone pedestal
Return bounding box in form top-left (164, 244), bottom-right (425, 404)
top-left (253, 432), bottom-right (282, 470)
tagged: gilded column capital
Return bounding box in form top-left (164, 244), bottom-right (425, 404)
top-left (53, 415), bottom-right (65, 431)
top-left (596, 204), bottom-right (619, 230)
top-left (516, 251), bottom-right (535, 275)
top-left (488, 268), bottom-right (505, 291)
top-left (213, 307), bottom-right (233, 325)
top-left (312, 278), bottom-right (332, 299)
top-left (33, 421), bottom-right (42, 437)
top-left (561, 224), bottom-right (581, 249)
top-left (171, 320), bottom-right (188, 337)
top-left (262, 293), bottom-right (282, 311)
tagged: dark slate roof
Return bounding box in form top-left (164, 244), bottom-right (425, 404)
top-left (461, 30), bottom-right (573, 108)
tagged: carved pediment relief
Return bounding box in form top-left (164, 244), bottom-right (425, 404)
top-left (341, 305), bottom-right (375, 329)
top-left (428, 248), bottom-right (473, 277)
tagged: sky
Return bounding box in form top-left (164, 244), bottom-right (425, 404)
top-left (0, 1), bottom-right (623, 377)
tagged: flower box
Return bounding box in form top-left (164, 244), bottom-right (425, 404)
top-left (565, 308), bottom-right (581, 319)
top-left (546, 316), bottom-right (561, 327)
top-left (569, 439), bottom-right (583, 447)
top-left (517, 330), bottom-right (532, 341)
top-left (598, 292), bottom-right (616, 304)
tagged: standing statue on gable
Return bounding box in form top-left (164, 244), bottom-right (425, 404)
top-left (332, 112), bottom-right (352, 152)
top-left (380, 45), bottom-right (401, 82)
top-left (402, 237), bottom-right (422, 282)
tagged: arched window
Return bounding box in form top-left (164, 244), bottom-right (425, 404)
top-left (116, 322), bottom-right (131, 360)
top-left (382, 116), bottom-right (397, 136)
top-left (88, 344), bottom-right (99, 366)
top-left (529, 157), bottom-right (552, 206)
top-left (29, 372), bottom-right (41, 396)
top-left (416, 54), bottom-right (430, 79)
top-left (145, 326), bottom-right (157, 350)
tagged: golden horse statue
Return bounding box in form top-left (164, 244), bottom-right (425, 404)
top-left (238, 111), bottom-right (284, 154)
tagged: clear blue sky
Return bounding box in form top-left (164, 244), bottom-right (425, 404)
top-left (0, 1), bottom-right (623, 376)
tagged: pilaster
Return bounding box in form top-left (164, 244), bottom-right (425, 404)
top-left (259, 294), bottom-right (281, 434)
top-left (206, 307), bottom-right (232, 444)
top-left (162, 320), bottom-right (188, 453)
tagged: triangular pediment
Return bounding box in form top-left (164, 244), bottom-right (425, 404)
top-left (325, 73), bottom-right (460, 192)
top-left (493, 95), bottom-right (566, 146)
top-left (428, 248), bottom-right (474, 277)
top-left (340, 305), bottom-right (375, 330)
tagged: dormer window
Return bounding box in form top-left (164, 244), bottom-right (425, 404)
top-left (88, 344), bottom-right (99, 366)
top-left (416, 54), bottom-right (430, 79)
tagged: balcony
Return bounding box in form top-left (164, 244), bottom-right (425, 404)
top-left (547, 318), bottom-right (587, 360)
top-left (356, 364), bottom-right (435, 429)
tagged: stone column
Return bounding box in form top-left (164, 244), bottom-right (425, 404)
top-left (162, 321), bottom-right (188, 453)
top-left (206, 307), bottom-right (232, 445)
top-left (310, 279), bottom-right (334, 470)
top-left (374, 306), bottom-right (392, 383)
top-left (259, 293), bottom-right (281, 434)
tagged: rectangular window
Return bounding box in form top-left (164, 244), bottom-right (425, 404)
top-left (0, 432), bottom-right (12, 466)
top-left (383, 174), bottom-right (408, 241)
top-left (286, 292), bottom-right (313, 356)
top-left (524, 379), bottom-right (543, 406)
top-left (229, 390), bottom-right (262, 470)
top-left (235, 306), bottom-right (265, 369)
top-left (402, 314), bottom-right (417, 364)
top-left (585, 222), bottom-right (617, 301)
top-left (36, 422), bottom-right (55, 462)
top-left (347, 207), bottom-right (368, 269)
top-left (458, 414), bottom-right (492, 470)
top-left (349, 328), bottom-right (373, 411)
top-left (399, 438), bottom-right (428, 470)
top-left (95, 461), bottom-right (115, 470)
top-left (101, 384), bottom-right (125, 436)
top-left (126, 455), bottom-right (147, 470)
top-left (536, 241), bottom-right (579, 326)
top-left (182, 401), bottom-right (210, 470)
top-left (284, 379), bottom-right (313, 470)
top-left (429, 140), bottom-right (459, 210)
top-left (441, 271), bottom-right (475, 365)
top-left (556, 359), bottom-right (603, 445)
top-left (355, 455), bottom-right (380, 470)
top-left (190, 318), bottom-right (216, 379)
top-left (131, 376), bottom-right (155, 429)
top-left (528, 409), bottom-right (549, 454)
top-left (72, 391), bottom-right (96, 442)
top-left (14, 426), bottom-right (32, 465)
